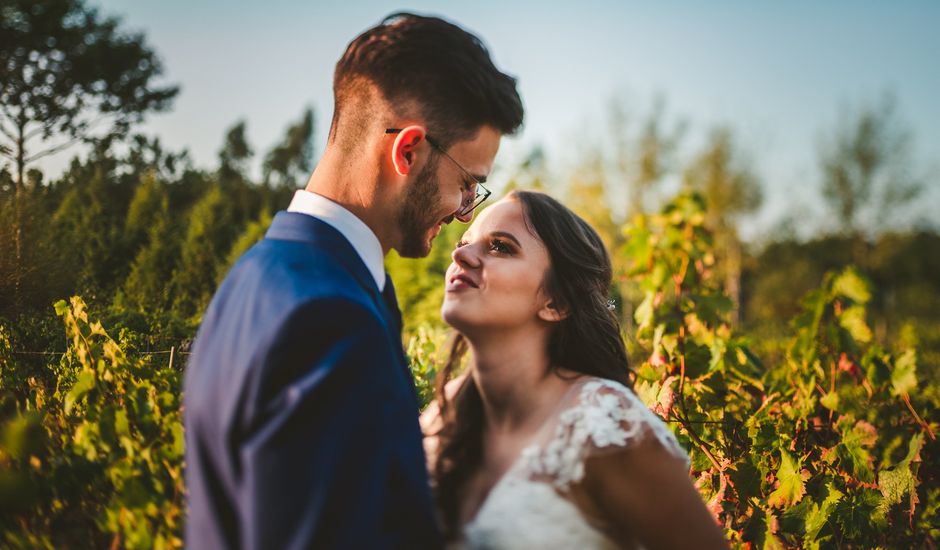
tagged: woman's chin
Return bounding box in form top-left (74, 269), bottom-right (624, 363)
top-left (441, 304), bottom-right (472, 332)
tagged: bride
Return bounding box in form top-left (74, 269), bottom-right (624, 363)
top-left (421, 190), bottom-right (728, 549)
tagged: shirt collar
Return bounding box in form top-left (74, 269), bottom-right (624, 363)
top-left (286, 190), bottom-right (386, 291)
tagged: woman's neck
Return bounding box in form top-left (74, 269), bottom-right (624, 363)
top-left (466, 328), bottom-right (576, 435)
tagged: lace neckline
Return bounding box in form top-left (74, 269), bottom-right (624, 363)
top-left (461, 376), bottom-right (607, 527)
top-left (457, 376), bottom-right (690, 549)
top-left (460, 377), bottom-right (587, 527)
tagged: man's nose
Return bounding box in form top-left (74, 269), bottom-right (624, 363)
top-left (454, 207), bottom-right (474, 224)
top-left (453, 193), bottom-right (474, 224)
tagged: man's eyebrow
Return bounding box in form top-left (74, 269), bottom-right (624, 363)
top-left (490, 231), bottom-right (521, 247)
top-left (462, 172), bottom-right (487, 184)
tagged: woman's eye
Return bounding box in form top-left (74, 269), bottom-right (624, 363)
top-left (455, 240), bottom-right (469, 249)
top-left (489, 239), bottom-right (512, 254)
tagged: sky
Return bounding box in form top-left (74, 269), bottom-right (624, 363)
top-left (36, 0), bottom-right (940, 240)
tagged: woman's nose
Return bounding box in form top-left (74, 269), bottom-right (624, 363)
top-left (452, 242), bottom-right (481, 268)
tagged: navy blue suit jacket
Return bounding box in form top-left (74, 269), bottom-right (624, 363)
top-left (183, 212), bottom-right (441, 549)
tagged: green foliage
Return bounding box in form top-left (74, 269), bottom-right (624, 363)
top-left (263, 108), bottom-right (315, 188)
top-left (623, 191), bottom-right (936, 547)
top-left (170, 184), bottom-right (236, 319)
top-left (124, 171), bottom-right (170, 253)
top-left (683, 126), bottom-right (762, 231)
top-left (120, 192), bottom-right (179, 313)
top-left (219, 208), bottom-right (273, 283)
top-left (565, 151), bottom-right (621, 253)
top-left (51, 158), bottom-right (125, 295)
top-left (1, 187), bottom-right (936, 547)
top-left (405, 325), bottom-right (451, 410)
top-left (218, 120), bottom-right (254, 182)
top-left (0, 297), bottom-right (183, 549)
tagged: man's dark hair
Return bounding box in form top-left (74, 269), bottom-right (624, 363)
top-left (330, 12), bottom-right (524, 150)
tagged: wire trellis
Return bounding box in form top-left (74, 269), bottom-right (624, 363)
top-left (11, 349), bottom-right (190, 356)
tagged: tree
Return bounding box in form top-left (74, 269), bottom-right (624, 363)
top-left (121, 192), bottom-right (179, 313)
top-left (120, 134), bottom-right (191, 185)
top-left (218, 208), bottom-right (272, 284)
top-left (217, 120), bottom-right (265, 228)
top-left (819, 95), bottom-right (923, 246)
top-left (124, 171), bottom-right (169, 260)
top-left (263, 108), bottom-right (314, 188)
top-left (683, 127), bottom-right (762, 323)
top-left (218, 120), bottom-right (253, 183)
top-left (566, 150), bottom-right (620, 253)
top-left (51, 152), bottom-right (124, 298)
top-left (169, 184), bottom-right (236, 319)
top-left (0, 166), bottom-right (62, 315)
top-left (606, 95), bottom-right (685, 217)
top-left (0, 0), bottom-right (178, 305)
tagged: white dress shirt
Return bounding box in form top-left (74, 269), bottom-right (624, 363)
top-left (286, 189), bottom-right (386, 291)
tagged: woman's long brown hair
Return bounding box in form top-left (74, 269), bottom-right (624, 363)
top-left (432, 190), bottom-right (633, 539)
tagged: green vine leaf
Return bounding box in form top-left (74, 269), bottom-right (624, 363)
top-left (64, 370), bottom-right (96, 414)
top-left (839, 305), bottom-right (872, 343)
top-left (820, 391), bottom-right (839, 411)
top-left (837, 418), bottom-right (877, 483)
top-left (832, 268), bottom-right (871, 304)
top-left (805, 483), bottom-right (844, 542)
top-left (768, 451), bottom-right (809, 508)
top-left (877, 433), bottom-right (924, 518)
top-left (890, 349), bottom-right (917, 396)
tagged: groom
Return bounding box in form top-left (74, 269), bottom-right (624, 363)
top-left (183, 12), bottom-right (523, 549)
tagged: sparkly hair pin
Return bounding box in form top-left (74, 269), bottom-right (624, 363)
top-left (606, 299), bottom-right (616, 311)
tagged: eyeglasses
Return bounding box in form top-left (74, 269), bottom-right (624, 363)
top-left (385, 128), bottom-right (492, 217)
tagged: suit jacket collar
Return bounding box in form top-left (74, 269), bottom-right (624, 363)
top-left (286, 190), bottom-right (385, 291)
top-left (266, 211), bottom-right (382, 307)
top-left (266, 211), bottom-right (414, 400)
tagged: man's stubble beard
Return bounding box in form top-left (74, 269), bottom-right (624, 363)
top-left (396, 156), bottom-right (444, 258)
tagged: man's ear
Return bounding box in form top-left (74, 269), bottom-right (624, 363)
top-left (390, 125), bottom-right (426, 176)
top-left (537, 299), bottom-right (569, 323)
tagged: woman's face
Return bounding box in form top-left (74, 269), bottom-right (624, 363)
top-left (441, 197), bottom-right (555, 334)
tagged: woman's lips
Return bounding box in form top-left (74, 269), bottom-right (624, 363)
top-left (447, 274), bottom-right (479, 291)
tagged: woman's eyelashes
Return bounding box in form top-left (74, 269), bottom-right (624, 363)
top-left (454, 237), bottom-right (515, 255)
top-left (489, 238), bottom-right (513, 254)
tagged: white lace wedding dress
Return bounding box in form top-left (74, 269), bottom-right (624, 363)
top-left (439, 377), bottom-right (690, 549)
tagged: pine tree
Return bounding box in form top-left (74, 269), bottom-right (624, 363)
top-left (0, 0), bottom-right (178, 307)
top-left (169, 185), bottom-right (236, 319)
top-left (263, 108), bottom-right (314, 189)
top-left (218, 208), bottom-right (272, 284)
top-left (124, 171), bottom-right (168, 255)
top-left (121, 193), bottom-right (178, 312)
top-left (50, 153), bottom-right (124, 299)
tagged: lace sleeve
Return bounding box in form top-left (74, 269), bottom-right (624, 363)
top-left (520, 378), bottom-right (689, 491)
